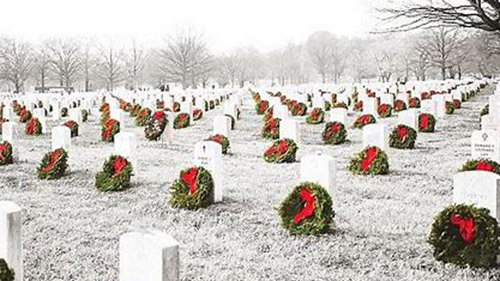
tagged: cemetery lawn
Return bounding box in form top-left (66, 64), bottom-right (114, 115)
top-left (1, 89), bottom-right (498, 281)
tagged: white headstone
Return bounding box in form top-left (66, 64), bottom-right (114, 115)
top-left (329, 108), bottom-right (347, 124)
top-left (398, 109), bottom-right (418, 131)
top-left (120, 231), bottom-right (179, 281)
top-left (213, 116), bottom-right (231, 137)
top-left (51, 126), bottom-right (71, 151)
top-left (363, 98), bottom-right (377, 116)
top-left (194, 141), bottom-right (223, 202)
top-left (0, 201), bottom-right (22, 281)
top-left (471, 130), bottom-right (500, 162)
top-left (114, 132), bottom-right (138, 173)
top-left (453, 171), bottom-right (500, 222)
top-left (279, 119), bottom-right (300, 144)
top-left (69, 108), bottom-right (83, 124)
top-left (362, 123), bottom-right (389, 151)
top-left (300, 153), bottom-right (335, 196)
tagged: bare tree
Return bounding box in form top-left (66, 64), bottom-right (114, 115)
top-left (48, 38), bottom-right (81, 91)
top-left (306, 31), bottom-right (334, 83)
top-left (379, 0), bottom-right (500, 32)
top-left (411, 39), bottom-right (432, 81)
top-left (33, 42), bottom-right (51, 93)
top-left (0, 38), bottom-right (33, 93)
top-left (424, 27), bottom-right (467, 80)
top-left (127, 39), bottom-right (148, 92)
top-left (217, 53), bottom-right (240, 87)
top-left (80, 37), bottom-right (96, 92)
top-left (157, 29), bottom-right (212, 89)
top-left (468, 31), bottom-right (500, 77)
top-left (96, 44), bottom-right (125, 92)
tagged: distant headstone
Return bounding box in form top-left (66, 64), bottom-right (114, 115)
top-left (279, 119), bottom-right (300, 144)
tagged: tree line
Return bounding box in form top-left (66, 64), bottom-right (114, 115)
top-left (0, 26), bottom-right (498, 93)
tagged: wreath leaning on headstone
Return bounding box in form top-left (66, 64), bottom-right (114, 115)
top-left (348, 146), bottom-right (389, 175)
top-left (193, 109), bottom-right (203, 121)
top-left (63, 120), bottom-right (79, 138)
top-left (460, 159), bottom-right (500, 175)
top-left (306, 108), bottom-right (325, 125)
top-left (428, 204), bottom-right (500, 268)
top-left (25, 118), bottom-right (42, 136)
top-left (0, 141), bottom-right (13, 166)
top-left (418, 113), bottom-right (436, 133)
top-left (95, 155), bottom-right (133, 192)
top-left (263, 138), bottom-right (298, 163)
top-left (377, 104), bottom-right (392, 118)
top-left (37, 148), bottom-right (68, 180)
top-left (101, 119), bottom-right (120, 142)
top-left (262, 118), bottom-right (280, 139)
top-left (206, 134), bottom-right (230, 155)
top-left (144, 111), bottom-right (168, 141)
top-left (0, 258), bottom-right (14, 281)
top-left (278, 182), bottom-right (334, 235)
top-left (135, 107), bottom-right (152, 127)
top-left (389, 125), bottom-right (417, 149)
top-left (353, 114), bottom-right (376, 129)
top-left (173, 113), bottom-right (190, 129)
top-left (322, 122), bottom-right (347, 145)
top-left (255, 100), bottom-right (269, 115)
top-left (169, 166), bottom-right (214, 210)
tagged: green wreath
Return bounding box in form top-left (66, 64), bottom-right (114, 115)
top-left (393, 99), bottom-right (406, 112)
top-left (206, 134), bottom-right (230, 154)
top-left (256, 100), bottom-right (269, 115)
top-left (101, 119), bottom-right (120, 142)
top-left (135, 107), bottom-right (152, 126)
top-left (389, 125), bottom-right (417, 149)
top-left (377, 104), bottom-right (392, 118)
top-left (95, 155), bottom-right (133, 191)
top-left (262, 118), bottom-right (280, 139)
top-left (419, 113), bottom-right (436, 133)
top-left (332, 102), bottom-right (347, 109)
top-left (25, 118), bottom-right (42, 136)
top-left (173, 102), bottom-right (181, 112)
top-left (193, 109), bottom-right (203, 121)
top-left (264, 138), bottom-right (297, 163)
top-left (445, 101), bottom-right (455, 114)
top-left (209, 100), bottom-right (215, 110)
top-left (63, 120), bottom-right (79, 138)
top-left (130, 104), bottom-right (141, 117)
top-left (291, 102), bottom-right (307, 116)
top-left (353, 114), bottom-right (376, 129)
top-left (278, 182), bottom-right (334, 235)
top-left (82, 109), bottom-right (89, 122)
top-left (37, 148), bottom-right (68, 180)
top-left (353, 101), bottom-right (363, 112)
top-left (19, 109), bottom-right (31, 123)
top-left (409, 97), bottom-right (421, 108)
top-left (322, 122), bottom-right (347, 145)
top-left (263, 107), bottom-right (274, 122)
top-left (325, 101), bottom-right (331, 111)
top-left (169, 166), bottom-right (214, 210)
top-left (306, 108), bottom-right (325, 124)
top-left (100, 111), bottom-right (110, 125)
top-left (453, 99), bottom-right (461, 109)
top-left (460, 159), bottom-right (500, 175)
top-left (428, 204), bottom-right (500, 268)
top-left (348, 146), bottom-right (389, 175)
top-left (0, 258), bottom-right (14, 281)
top-left (0, 141), bottom-right (13, 166)
top-left (173, 113), bottom-right (190, 129)
top-left (144, 111), bottom-right (167, 141)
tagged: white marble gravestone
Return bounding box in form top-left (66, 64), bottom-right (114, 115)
top-left (453, 171), bottom-right (500, 222)
top-left (329, 108), bottom-right (347, 124)
top-left (120, 230), bottom-right (179, 281)
top-left (51, 126), bottom-right (71, 151)
top-left (471, 130), bottom-right (500, 162)
top-left (279, 119), bottom-right (300, 144)
top-left (114, 132), bottom-right (138, 174)
top-left (0, 201), bottom-right (22, 281)
top-left (398, 109), bottom-right (418, 131)
top-left (213, 116), bottom-right (231, 137)
top-left (300, 153), bottom-right (335, 196)
top-left (363, 97), bottom-right (377, 116)
top-left (194, 141), bottom-right (223, 202)
top-left (362, 123), bottom-right (389, 151)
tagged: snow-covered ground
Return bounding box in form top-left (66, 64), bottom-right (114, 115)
top-left (0, 87), bottom-right (496, 280)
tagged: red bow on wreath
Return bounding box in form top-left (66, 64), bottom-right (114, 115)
top-left (450, 214), bottom-right (475, 244)
top-left (360, 147), bottom-right (378, 171)
top-left (475, 162), bottom-right (494, 172)
top-left (181, 168), bottom-right (198, 195)
top-left (293, 189), bottom-right (315, 224)
top-left (42, 150), bottom-right (61, 173)
top-left (153, 111), bottom-right (164, 120)
top-left (114, 157), bottom-right (127, 176)
top-left (397, 126), bottom-right (408, 139)
top-left (0, 143), bottom-right (7, 160)
top-left (420, 115), bottom-right (428, 130)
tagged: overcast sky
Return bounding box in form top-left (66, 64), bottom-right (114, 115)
top-left (0, 0), bottom-right (379, 53)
